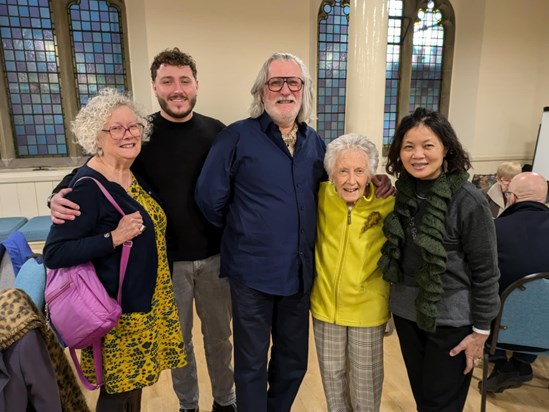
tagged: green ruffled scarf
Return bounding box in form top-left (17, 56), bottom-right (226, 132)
top-left (378, 170), bottom-right (469, 332)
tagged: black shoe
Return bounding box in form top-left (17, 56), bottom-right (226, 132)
top-left (479, 361), bottom-right (533, 393)
top-left (212, 401), bottom-right (237, 412)
top-left (514, 358), bottom-right (534, 380)
top-left (179, 408), bottom-right (199, 412)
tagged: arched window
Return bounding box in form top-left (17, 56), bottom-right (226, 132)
top-left (0, 0), bottom-right (130, 168)
top-left (317, 0), bottom-right (350, 144)
top-left (383, 0), bottom-right (455, 147)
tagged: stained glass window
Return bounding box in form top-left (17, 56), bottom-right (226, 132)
top-left (383, 0), bottom-right (403, 146)
top-left (409, 1), bottom-right (443, 112)
top-left (383, 0), bottom-right (452, 148)
top-left (0, 0), bottom-right (67, 157)
top-left (317, 0), bottom-right (350, 145)
top-left (0, 0), bottom-right (128, 162)
top-left (69, 0), bottom-right (126, 106)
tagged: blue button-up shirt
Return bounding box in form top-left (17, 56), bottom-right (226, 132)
top-left (195, 112), bottom-right (326, 295)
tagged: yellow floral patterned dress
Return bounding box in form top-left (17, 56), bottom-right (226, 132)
top-left (81, 177), bottom-right (186, 393)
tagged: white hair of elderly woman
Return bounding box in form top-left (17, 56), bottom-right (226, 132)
top-left (324, 133), bottom-right (379, 178)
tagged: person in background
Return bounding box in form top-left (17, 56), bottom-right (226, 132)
top-left (311, 133), bottom-right (395, 411)
top-left (49, 49), bottom-right (235, 412)
top-left (482, 161), bottom-right (521, 218)
top-left (480, 171), bottom-right (549, 393)
top-left (378, 107), bottom-right (500, 411)
top-left (195, 52), bottom-right (394, 412)
top-left (44, 88), bottom-right (186, 411)
top-left (0, 288), bottom-right (90, 412)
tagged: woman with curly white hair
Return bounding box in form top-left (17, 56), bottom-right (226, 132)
top-left (44, 88), bottom-right (186, 411)
top-left (311, 133), bottom-right (395, 411)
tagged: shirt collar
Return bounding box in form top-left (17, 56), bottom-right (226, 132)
top-left (258, 111), bottom-right (307, 137)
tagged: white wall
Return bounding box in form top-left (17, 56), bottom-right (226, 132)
top-left (126, 0), bottom-right (314, 125)
top-left (450, 0), bottom-right (549, 174)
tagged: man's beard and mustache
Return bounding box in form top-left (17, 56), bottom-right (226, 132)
top-left (158, 94), bottom-right (197, 120)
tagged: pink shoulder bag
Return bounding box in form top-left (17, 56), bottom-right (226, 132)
top-left (45, 176), bottom-right (132, 390)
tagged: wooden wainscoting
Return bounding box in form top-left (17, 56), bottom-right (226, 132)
top-left (0, 168), bottom-right (74, 218)
top-left (74, 315), bottom-right (549, 411)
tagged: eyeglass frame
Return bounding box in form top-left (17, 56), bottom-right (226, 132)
top-left (101, 123), bottom-right (145, 139)
top-left (265, 77), bottom-right (304, 92)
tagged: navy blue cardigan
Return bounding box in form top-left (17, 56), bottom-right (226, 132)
top-left (44, 166), bottom-right (160, 313)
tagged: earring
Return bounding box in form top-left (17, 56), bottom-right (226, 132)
top-left (97, 147), bottom-right (104, 157)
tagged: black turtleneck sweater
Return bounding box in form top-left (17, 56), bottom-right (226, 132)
top-left (132, 112), bottom-right (225, 261)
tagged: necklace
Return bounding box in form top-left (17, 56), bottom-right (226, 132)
top-left (415, 192), bottom-right (428, 200)
top-left (281, 123), bottom-right (298, 155)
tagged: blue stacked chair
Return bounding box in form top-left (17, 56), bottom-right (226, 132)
top-left (18, 216), bottom-right (52, 243)
top-left (0, 217), bottom-right (28, 242)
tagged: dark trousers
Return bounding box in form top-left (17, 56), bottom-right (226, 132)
top-left (95, 387), bottom-right (142, 412)
top-left (393, 315), bottom-right (473, 412)
top-left (490, 348), bottom-right (537, 364)
top-left (230, 278), bottom-right (310, 412)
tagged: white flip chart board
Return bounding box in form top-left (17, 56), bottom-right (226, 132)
top-left (532, 107), bottom-right (549, 180)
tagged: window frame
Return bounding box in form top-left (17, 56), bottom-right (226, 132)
top-left (0, 0), bottom-right (132, 169)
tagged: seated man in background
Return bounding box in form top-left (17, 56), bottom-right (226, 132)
top-left (482, 171), bottom-right (549, 393)
top-left (482, 161), bottom-right (522, 218)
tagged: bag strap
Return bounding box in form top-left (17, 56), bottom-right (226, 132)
top-left (70, 176), bottom-right (134, 390)
top-left (75, 176), bottom-right (126, 215)
top-left (75, 176), bottom-right (132, 304)
top-left (69, 341), bottom-right (104, 390)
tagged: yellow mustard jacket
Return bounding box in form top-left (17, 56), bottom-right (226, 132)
top-left (311, 181), bottom-right (395, 327)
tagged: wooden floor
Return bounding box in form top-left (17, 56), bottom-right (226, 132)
top-left (77, 315), bottom-right (549, 411)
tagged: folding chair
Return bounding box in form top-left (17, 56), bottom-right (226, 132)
top-left (480, 273), bottom-right (549, 412)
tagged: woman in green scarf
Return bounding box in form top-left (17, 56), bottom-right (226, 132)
top-left (378, 107), bottom-right (500, 411)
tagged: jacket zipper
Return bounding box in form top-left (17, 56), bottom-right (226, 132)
top-left (333, 208), bottom-right (352, 323)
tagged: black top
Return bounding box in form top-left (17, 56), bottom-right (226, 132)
top-left (495, 200), bottom-right (549, 292)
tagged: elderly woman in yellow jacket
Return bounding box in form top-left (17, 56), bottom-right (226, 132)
top-left (311, 133), bottom-right (395, 412)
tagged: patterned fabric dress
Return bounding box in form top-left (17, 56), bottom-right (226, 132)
top-left (82, 177), bottom-right (186, 393)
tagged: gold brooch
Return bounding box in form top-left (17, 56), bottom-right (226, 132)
top-left (360, 211), bottom-right (382, 234)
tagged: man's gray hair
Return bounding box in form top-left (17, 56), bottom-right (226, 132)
top-left (71, 88), bottom-right (151, 155)
top-left (324, 133), bottom-right (379, 178)
top-left (249, 52), bottom-right (314, 124)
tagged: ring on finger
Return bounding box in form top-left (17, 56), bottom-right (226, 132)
top-left (138, 224), bottom-right (146, 233)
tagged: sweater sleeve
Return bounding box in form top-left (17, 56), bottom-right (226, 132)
top-left (460, 193), bottom-right (501, 330)
top-left (43, 179), bottom-right (117, 268)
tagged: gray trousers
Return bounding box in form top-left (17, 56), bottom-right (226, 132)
top-left (313, 319), bottom-right (385, 412)
top-left (171, 255), bottom-right (235, 409)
